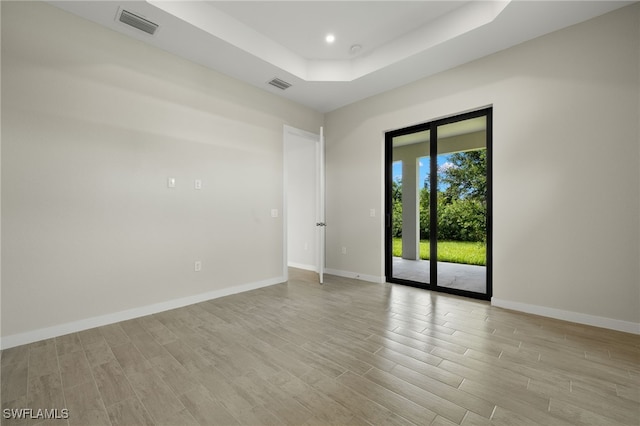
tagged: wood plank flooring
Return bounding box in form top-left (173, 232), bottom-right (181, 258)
top-left (1, 268), bottom-right (639, 425)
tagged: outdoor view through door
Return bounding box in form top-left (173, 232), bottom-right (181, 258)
top-left (385, 108), bottom-right (492, 300)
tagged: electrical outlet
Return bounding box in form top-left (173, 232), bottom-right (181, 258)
top-left (271, 209), bottom-right (279, 218)
top-left (194, 261), bottom-right (202, 272)
top-left (167, 177), bottom-right (176, 188)
top-left (370, 208), bottom-right (376, 217)
top-left (194, 179), bottom-right (202, 190)
top-left (341, 247), bottom-right (347, 255)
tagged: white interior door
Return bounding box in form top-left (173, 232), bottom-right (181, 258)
top-left (283, 125), bottom-right (324, 284)
top-left (317, 127), bottom-right (326, 284)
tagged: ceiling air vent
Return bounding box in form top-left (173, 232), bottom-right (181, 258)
top-left (118, 9), bottom-right (159, 35)
top-left (268, 78), bottom-right (292, 91)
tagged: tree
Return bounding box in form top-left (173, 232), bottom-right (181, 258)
top-left (398, 149), bottom-right (487, 243)
top-left (419, 187), bottom-right (430, 239)
top-left (441, 150), bottom-right (486, 205)
top-left (438, 198), bottom-right (486, 242)
top-left (437, 149), bottom-right (487, 242)
top-left (391, 178), bottom-right (403, 238)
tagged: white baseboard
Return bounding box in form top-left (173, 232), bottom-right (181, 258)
top-left (0, 276), bottom-right (285, 350)
top-left (287, 262), bottom-right (317, 272)
top-left (491, 298), bottom-right (640, 335)
top-left (324, 268), bottom-right (385, 284)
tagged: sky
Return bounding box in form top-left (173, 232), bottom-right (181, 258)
top-left (393, 154), bottom-right (453, 189)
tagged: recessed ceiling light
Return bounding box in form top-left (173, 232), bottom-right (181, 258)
top-left (325, 34), bottom-right (335, 44)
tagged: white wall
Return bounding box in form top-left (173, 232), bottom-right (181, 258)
top-left (0, 2), bottom-right (323, 347)
top-left (325, 4), bottom-right (640, 330)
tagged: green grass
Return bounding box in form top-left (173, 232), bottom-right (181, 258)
top-left (393, 238), bottom-right (486, 266)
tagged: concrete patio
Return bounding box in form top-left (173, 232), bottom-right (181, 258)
top-left (391, 257), bottom-right (486, 294)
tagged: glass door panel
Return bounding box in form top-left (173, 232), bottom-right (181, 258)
top-left (389, 129), bottom-right (430, 286)
top-left (435, 116), bottom-right (488, 294)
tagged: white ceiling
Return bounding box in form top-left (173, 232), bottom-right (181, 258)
top-left (48, 1), bottom-right (634, 113)
top-left (211, 2), bottom-right (468, 61)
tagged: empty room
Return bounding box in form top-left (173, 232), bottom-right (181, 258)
top-left (1, 1), bottom-right (639, 425)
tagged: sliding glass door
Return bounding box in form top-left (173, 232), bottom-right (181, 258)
top-left (385, 108), bottom-right (492, 300)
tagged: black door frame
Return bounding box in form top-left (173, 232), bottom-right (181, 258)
top-left (385, 107), bottom-right (493, 301)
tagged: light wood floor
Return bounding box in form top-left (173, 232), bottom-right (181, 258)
top-left (2, 268), bottom-right (639, 426)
